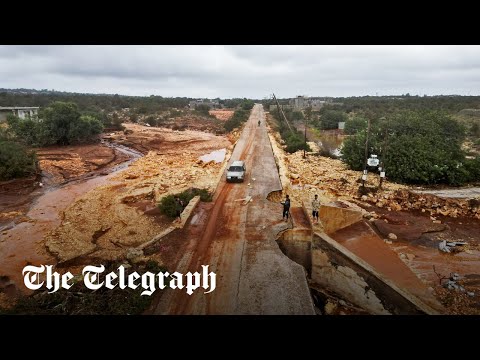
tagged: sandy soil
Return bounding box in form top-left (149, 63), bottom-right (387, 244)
top-left (209, 110), bottom-right (234, 121)
top-left (45, 125), bottom-right (233, 264)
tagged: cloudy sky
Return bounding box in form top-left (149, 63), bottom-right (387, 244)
top-left (1, 45), bottom-right (480, 98)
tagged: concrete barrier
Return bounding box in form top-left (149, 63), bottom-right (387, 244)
top-left (311, 231), bottom-right (440, 315)
top-left (319, 203), bottom-right (362, 235)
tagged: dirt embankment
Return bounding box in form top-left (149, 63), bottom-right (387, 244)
top-left (45, 125), bottom-right (233, 265)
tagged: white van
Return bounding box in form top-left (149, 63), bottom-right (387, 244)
top-left (226, 160), bottom-right (246, 183)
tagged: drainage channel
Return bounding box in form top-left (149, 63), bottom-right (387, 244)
top-left (274, 203), bottom-right (444, 315)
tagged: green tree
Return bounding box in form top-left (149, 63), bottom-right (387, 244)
top-left (344, 116), bottom-right (368, 135)
top-left (342, 110), bottom-right (470, 185)
top-left (42, 101), bottom-right (82, 145)
top-left (320, 110), bottom-right (348, 130)
top-left (68, 115), bottom-right (103, 144)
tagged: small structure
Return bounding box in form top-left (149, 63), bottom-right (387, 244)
top-left (0, 107), bottom-right (39, 123)
top-left (189, 99), bottom-right (221, 110)
top-left (338, 121), bottom-right (345, 130)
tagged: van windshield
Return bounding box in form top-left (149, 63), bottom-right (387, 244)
top-left (228, 166), bottom-right (243, 172)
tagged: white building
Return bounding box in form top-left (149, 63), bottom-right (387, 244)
top-left (0, 106), bottom-right (39, 123)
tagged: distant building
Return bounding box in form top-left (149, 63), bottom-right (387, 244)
top-left (0, 106), bottom-right (39, 123)
top-left (289, 96), bottom-right (331, 111)
top-left (189, 99), bottom-right (221, 110)
top-left (338, 122), bottom-right (345, 130)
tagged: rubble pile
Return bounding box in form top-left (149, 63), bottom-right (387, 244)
top-left (278, 150), bottom-right (480, 220)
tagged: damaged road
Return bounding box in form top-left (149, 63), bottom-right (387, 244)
top-left (153, 104), bottom-right (315, 315)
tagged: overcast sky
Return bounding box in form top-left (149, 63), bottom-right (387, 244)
top-left (1, 45), bottom-right (480, 99)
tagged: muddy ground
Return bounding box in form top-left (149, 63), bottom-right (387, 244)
top-left (0, 143), bottom-right (130, 229)
top-left (0, 123), bottom-right (235, 308)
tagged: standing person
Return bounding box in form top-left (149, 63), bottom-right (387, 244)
top-left (174, 196), bottom-right (184, 223)
top-left (258, 120), bottom-right (261, 126)
top-left (311, 194), bottom-right (320, 224)
top-left (281, 194), bottom-right (291, 222)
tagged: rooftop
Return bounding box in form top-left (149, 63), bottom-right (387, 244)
top-left (0, 106), bottom-right (39, 110)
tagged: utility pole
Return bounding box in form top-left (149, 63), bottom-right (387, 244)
top-left (379, 125), bottom-right (389, 189)
top-left (272, 93), bottom-right (295, 135)
top-left (303, 106), bottom-right (311, 159)
top-left (362, 118), bottom-right (371, 188)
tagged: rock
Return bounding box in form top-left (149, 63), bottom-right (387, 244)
top-left (400, 253), bottom-right (406, 259)
top-left (428, 287), bottom-right (434, 292)
top-left (126, 248), bottom-right (144, 261)
top-left (361, 195), bottom-right (368, 201)
top-left (339, 300), bottom-right (346, 306)
top-left (384, 239), bottom-right (393, 245)
top-left (406, 253), bottom-right (415, 261)
top-left (432, 220), bottom-right (442, 224)
top-left (290, 173), bottom-right (300, 179)
top-left (388, 233), bottom-right (397, 240)
top-left (468, 292), bottom-right (475, 297)
top-left (438, 240), bottom-right (451, 253)
top-left (421, 209), bottom-right (426, 213)
top-left (324, 301), bottom-right (337, 315)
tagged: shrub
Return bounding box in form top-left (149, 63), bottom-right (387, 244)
top-left (0, 140), bottom-right (37, 180)
top-left (158, 188), bottom-right (212, 218)
top-left (224, 109), bottom-right (250, 132)
top-left (195, 104), bottom-right (211, 117)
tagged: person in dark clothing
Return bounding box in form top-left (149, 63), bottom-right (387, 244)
top-left (281, 194), bottom-right (291, 221)
top-left (258, 120), bottom-right (261, 126)
top-left (174, 196), bottom-right (184, 222)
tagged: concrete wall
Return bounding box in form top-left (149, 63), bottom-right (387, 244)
top-left (311, 232), bottom-right (439, 315)
top-left (319, 204), bottom-right (363, 235)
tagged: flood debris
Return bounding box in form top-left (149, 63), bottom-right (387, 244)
top-left (438, 240), bottom-right (468, 253)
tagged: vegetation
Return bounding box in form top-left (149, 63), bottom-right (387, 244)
top-left (7, 101), bottom-right (103, 146)
top-left (319, 110), bottom-right (348, 130)
top-left (0, 139), bottom-right (37, 180)
top-left (269, 108), bottom-right (311, 153)
top-left (342, 110), bottom-right (480, 185)
top-left (224, 109), bottom-right (250, 132)
top-left (158, 188), bottom-right (212, 218)
top-left (0, 90), bottom-right (190, 114)
top-left (344, 116), bottom-right (368, 135)
top-left (195, 104), bottom-right (212, 117)
top-left (0, 261), bottom-right (165, 315)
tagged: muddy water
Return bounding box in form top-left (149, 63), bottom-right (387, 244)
top-left (0, 143), bottom-right (142, 295)
top-left (390, 243), bottom-right (480, 287)
top-left (317, 132), bottom-right (345, 157)
top-left (199, 148), bottom-right (227, 163)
